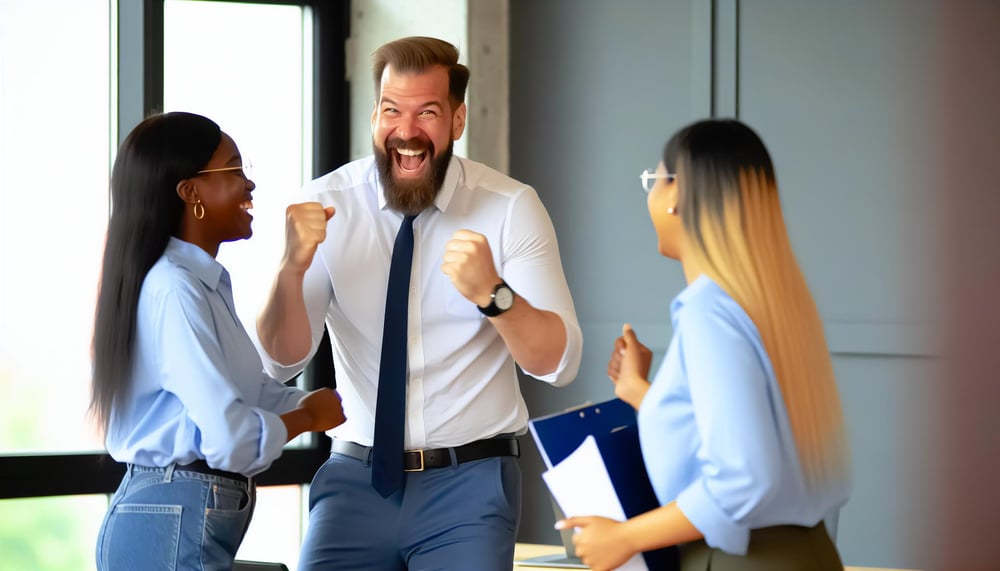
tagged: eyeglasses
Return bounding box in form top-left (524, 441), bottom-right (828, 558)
top-left (196, 160), bottom-right (254, 180)
top-left (639, 168), bottom-right (676, 193)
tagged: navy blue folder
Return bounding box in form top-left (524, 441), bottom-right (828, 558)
top-left (529, 398), bottom-right (680, 570)
top-left (528, 398), bottom-right (638, 469)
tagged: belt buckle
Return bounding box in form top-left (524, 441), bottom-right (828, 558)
top-left (404, 449), bottom-right (425, 472)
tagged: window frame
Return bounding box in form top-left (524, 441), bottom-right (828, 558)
top-left (0, 0), bottom-right (349, 501)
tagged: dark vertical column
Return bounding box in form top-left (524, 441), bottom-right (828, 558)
top-left (117, 0), bottom-right (163, 145)
top-left (312, 0), bottom-right (351, 177)
top-left (692, 0), bottom-right (739, 119)
top-left (714, 0), bottom-right (739, 118)
top-left (932, 1), bottom-right (1000, 569)
top-left (300, 1), bottom-right (351, 459)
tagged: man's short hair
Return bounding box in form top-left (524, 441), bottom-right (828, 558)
top-left (373, 36), bottom-right (470, 108)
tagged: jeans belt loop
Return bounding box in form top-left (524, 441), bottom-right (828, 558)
top-left (163, 463), bottom-right (175, 483)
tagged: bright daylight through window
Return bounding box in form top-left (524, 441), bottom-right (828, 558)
top-left (1, 1), bottom-right (112, 569)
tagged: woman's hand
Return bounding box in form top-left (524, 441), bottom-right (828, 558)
top-left (556, 516), bottom-right (635, 571)
top-left (298, 388), bottom-right (346, 432)
top-left (607, 323), bottom-right (652, 409)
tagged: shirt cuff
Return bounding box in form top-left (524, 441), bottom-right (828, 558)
top-left (520, 311), bottom-right (581, 387)
top-left (203, 407), bottom-right (289, 477)
top-left (283, 387), bottom-right (310, 414)
top-left (258, 342), bottom-right (315, 382)
top-left (246, 409), bottom-right (290, 477)
top-left (676, 479), bottom-right (751, 555)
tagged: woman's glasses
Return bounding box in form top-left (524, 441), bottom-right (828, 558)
top-left (639, 168), bottom-right (676, 193)
top-left (196, 160), bottom-right (254, 180)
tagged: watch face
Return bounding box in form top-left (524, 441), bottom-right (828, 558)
top-left (495, 286), bottom-right (514, 310)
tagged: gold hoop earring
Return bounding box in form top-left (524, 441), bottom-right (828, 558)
top-left (193, 201), bottom-right (205, 220)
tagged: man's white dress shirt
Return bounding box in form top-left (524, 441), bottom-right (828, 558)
top-left (259, 155), bottom-right (582, 449)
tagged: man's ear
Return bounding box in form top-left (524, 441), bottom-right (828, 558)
top-left (451, 101), bottom-right (467, 141)
top-left (176, 178), bottom-right (199, 205)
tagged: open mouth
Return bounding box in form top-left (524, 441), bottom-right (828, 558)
top-left (392, 146), bottom-right (429, 176)
top-left (240, 199), bottom-right (254, 217)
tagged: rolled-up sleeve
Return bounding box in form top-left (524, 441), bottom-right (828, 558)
top-left (673, 301), bottom-right (782, 555)
top-left (255, 375), bottom-right (309, 416)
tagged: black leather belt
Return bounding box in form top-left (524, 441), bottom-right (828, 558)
top-left (332, 437), bottom-right (519, 472)
top-left (176, 459), bottom-right (249, 484)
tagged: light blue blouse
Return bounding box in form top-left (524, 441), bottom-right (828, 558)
top-left (105, 238), bottom-right (308, 477)
top-left (637, 275), bottom-right (850, 554)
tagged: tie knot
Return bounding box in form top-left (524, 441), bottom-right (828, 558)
top-left (395, 214), bottom-right (417, 247)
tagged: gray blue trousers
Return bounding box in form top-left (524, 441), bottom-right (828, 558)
top-left (298, 447), bottom-right (521, 570)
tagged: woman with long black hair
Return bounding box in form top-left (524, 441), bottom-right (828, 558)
top-left (91, 111), bottom-right (345, 570)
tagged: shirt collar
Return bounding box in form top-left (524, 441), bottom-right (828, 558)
top-left (669, 273), bottom-right (715, 323)
top-left (374, 155), bottom-right (463, 214)
top-left (164, 237), bottom-right (225, 291)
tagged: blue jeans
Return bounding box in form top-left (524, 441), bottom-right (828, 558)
top-left (96, 463), bottom-right (255, 571)
top-left (299, 448), bottom-right (522, 570)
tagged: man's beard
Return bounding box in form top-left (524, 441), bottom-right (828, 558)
top-left (374, 137), bottom-right (453, 216)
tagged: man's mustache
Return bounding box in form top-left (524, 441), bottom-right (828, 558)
top-left (387, 137), bottom-right (433, 154)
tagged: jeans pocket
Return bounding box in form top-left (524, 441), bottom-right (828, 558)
top-left (207, 483), bottom-right (249, 513)
top-left (203, 486), bottom-right (252, 569)
top-left (98, 503), bottom-right (181, 571)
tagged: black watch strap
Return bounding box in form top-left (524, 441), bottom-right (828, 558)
top-left (478, 280), bottom-right (515, 317)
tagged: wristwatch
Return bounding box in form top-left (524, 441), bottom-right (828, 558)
top-left (478, 280), bottom-right (515, 317)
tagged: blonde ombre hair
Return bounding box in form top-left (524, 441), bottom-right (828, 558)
top-left (666, 119), bottom-right (848, 490)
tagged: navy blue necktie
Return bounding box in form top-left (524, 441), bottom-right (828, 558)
top-left (371, 214), bottom-right (417, 497)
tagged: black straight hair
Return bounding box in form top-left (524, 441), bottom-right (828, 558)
top-left (90, 111), bottom-right (221, 433)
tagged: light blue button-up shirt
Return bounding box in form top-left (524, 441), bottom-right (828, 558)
top-left (105, 238), bottom-right (308, 477)
top-left (637, 275), bottom-right (850, 554)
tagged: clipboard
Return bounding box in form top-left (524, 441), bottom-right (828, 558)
top-left (528, 398), bottom-right (638, 469)
top-left (528, 398), bottom-right (680, 571)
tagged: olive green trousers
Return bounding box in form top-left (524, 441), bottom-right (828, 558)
top-left (679, 523), bottom-right (842, 571)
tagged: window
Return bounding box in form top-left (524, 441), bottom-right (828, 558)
top-left (0, 1), bottom-right (348, 568)
top-left (163, 2), bottom-right (316, 565)
top-left (163, 0), bottom-right (313, 327)
top-left (0, 3), bottom-right (113, 567)
top-left (0, 0), bottom-right (111, 456)
top-left (0, 495), bottom-right (108, 570)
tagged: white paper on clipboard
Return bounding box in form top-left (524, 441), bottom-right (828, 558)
top-left (541, 435), bottom-right (648, 571)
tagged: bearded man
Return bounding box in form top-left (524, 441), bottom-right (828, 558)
top-left (255, 36), bottom-right (582, 570)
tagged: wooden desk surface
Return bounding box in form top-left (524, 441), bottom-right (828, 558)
top-left (513, 543), bottom-right (921, 571)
